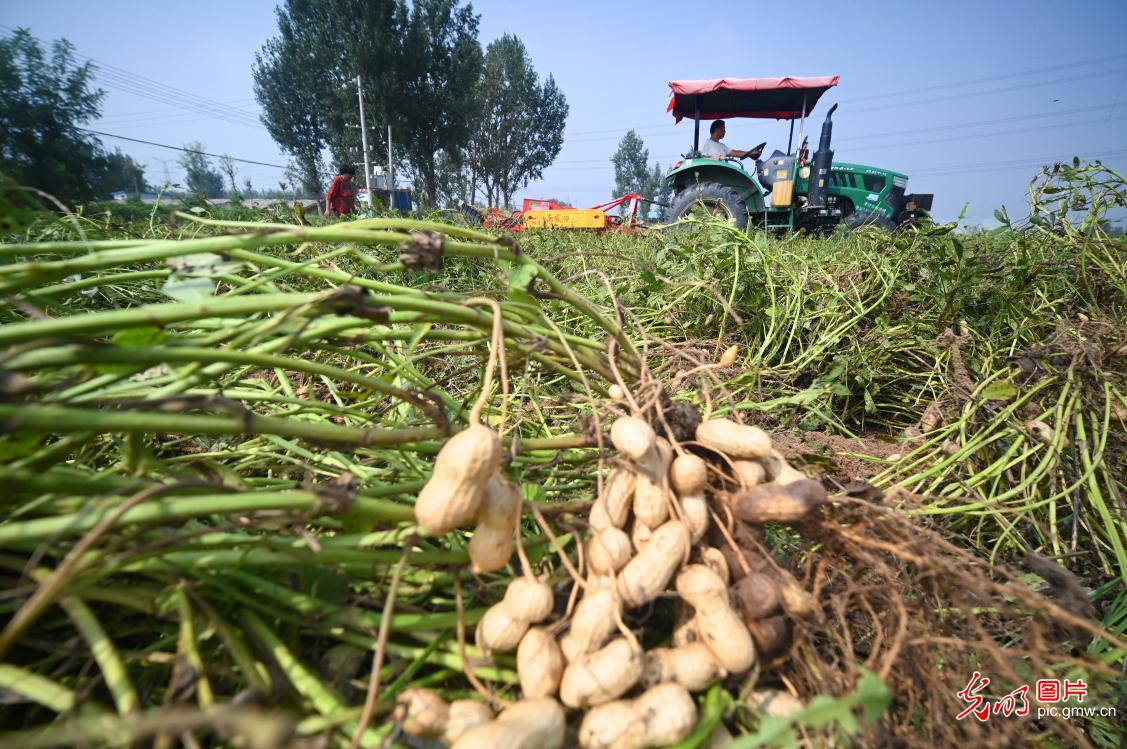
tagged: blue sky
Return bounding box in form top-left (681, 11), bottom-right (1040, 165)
top-left (4, 0), bottom-right (1126, 223)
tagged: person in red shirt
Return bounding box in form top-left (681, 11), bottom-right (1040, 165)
top-left (325, 163), bottom-right (357, 217)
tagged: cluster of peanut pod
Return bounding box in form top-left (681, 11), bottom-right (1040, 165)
top-left (401, 401), bottom-right (828, 748)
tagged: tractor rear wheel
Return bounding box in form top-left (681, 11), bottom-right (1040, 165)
top-left (668, 183), bottom-right (749, 229)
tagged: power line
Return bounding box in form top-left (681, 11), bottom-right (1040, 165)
top-left (85, 67), bottom-right (264, 130)
top-left (562, 61), bottom-right (1127, 142)
top-left (92, 113), bottom-right (264, 131)
top-left (840, 52), bottom-right (1127, 103)
top-left (833, 103), bottom-right (1118, 143)
top-left (836, 114), bottom-right (1127, 154)
top-left (549, 103), bottom-right (1127, 167)
top-left (0, 25), bottom-right (266, 131)
top-left (74, 128), bottom-right (372, 184)
top-left (845, 67), bottom-right (1126, 115)
top-left (91, 99), bottom-right (258, 122)
top-left (904, 148), bottom-right (1127, 176)
top-left (532, 148), bottom-right (1127, 193)
top-left (75, 127), bottom-right (291, 170)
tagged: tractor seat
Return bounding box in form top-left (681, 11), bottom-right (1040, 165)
top-left (757, 150), bottom-right (794, 189)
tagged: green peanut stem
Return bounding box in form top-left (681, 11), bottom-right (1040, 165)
top-left (0, 403), bottom-right (443, 450)
top-left (0, 489), bottom-right (411, 546)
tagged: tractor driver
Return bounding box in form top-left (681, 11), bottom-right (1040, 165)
top-left (701, 120), bottom-right (764, 161)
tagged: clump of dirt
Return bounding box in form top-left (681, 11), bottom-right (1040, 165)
top-left (771, 429), bottom-right (897, 483)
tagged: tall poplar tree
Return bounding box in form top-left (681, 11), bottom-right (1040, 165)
top-left (253, 0), bottom-right (482, 205)
top-left (467, 34), bottom-right (567, 208)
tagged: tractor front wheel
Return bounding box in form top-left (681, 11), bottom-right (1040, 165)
top-left (667, 183), bottom-right (749, 229)
top-left (844, 210), bottom-right (897, 232)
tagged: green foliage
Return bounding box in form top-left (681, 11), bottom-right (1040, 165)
top-left (397, 0), bottom-right (484, 207)
top-left (732, 670), bottom-right (891, 748)
top-left (218, 154), bottom-right (240, 200)
top-left (0, 174), bottom-right (49, 233)
top-left (0, 28), bottom-right (107, 205)
top-left (432, 148), bottom-right (472, 207)
top-left (94, 148), bottom-right (151, 197)
top-left (612, 129), bottom-right (670, 210)
top-left (1025, 160), bottom-right (1126, 237)
top-left (466, 34), bottom-right (568, 208)
top-left (0, 165), bottom-right (1122, 748)
top-left (177, 142), bottom-right (225, 199)
top-left (253, 0), bottom-right (485, 206)
top-left (253, 0), bottom-right (365, 195)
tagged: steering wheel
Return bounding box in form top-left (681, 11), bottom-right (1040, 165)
top-left (740, 141), bottom-right (768, 160)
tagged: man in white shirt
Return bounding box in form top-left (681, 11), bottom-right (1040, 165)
top-left (700, 120), bottom-right (763, 160)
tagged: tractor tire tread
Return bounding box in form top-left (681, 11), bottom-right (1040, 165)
top-left (668, 183), bottom-right (749, 229)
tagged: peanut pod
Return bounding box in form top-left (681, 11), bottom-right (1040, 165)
top-left (560, 637), bottom-right (643, 708)
top-left (680, 494), bottom-right (710, 542)
top-left (415, 424), bottom-right (501, 535)
top-left (560, 584), bottom-right (619, 661)
top-left (451, 698), bottom-right (565, 749)
top-left (696, 418), bottom-right (772, 459)
top-left (642, 642), bottom-right (725, 691)
top-left (617, 520), bottom-right (689, 608)
top-left (675, 564), bottom-right (756, 674)
top-left (670, 453), bottom-right (708, 496)
top-left (733, 479), bottom-right (826, 524)
top-left (476, 577), bottom-right (554, 655)
top-left (744, 614), bottom-right (790, 656)
top-left (579, 683), bottom-right (697, 749)
top-left (698, 546), bottom-right (730, 584)
top-left (588, 527), bottom-right (632, 575)
top-left (731, 459), bottom-right (766, 488)
top-left (633, 439), bottom-right (672, 529)
top-left (610, 416), bottom-right (656, 462)
top-left (731, 572), bottom-right (781, 620)
top-left (517, 627), bottom-right (565, 699)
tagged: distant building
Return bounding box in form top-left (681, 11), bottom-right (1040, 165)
top-left (206, 198), bottom-right (322, 212)
top-left (111, 190), bottom-right (165, 202)
top-left (357, 188), bottom-right (413, 212)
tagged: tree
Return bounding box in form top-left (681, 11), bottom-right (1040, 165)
top-left (219, 154), bottom-right (240, 199)
top-left (395, 0), bottom-right (483, 207)
top-left (431, 148), bottom-right (472, 208)
top-left (468, 35), bottom-right (567, 208)
top-left (648, 163), bottom-right (671, 212)
top-left (95, 148), bottom-right (151, 197)
top-left (252, 0), bottom-right (359, 195)
top-left (611, 130), bottom-right (669, 213)
top-left (179, 142), bottom-right (225, 198)
top-left (0, 28), bottom-right (109, 204)
top-left (253, 0), bottom-right (483, 205)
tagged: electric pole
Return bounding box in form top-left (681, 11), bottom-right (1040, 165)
top-left (388, 124), bottom-right (394, 193)
top-left (356, 75), bottom-right (373, 203)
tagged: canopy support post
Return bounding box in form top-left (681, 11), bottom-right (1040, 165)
top-left (797, 93), bottom-right (807, 154)
top-left (693, 95), bottom-right (701, 154)
top-left (788, 119), bottom-right (795, 154)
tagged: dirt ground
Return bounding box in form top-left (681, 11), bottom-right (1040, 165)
top-left (771, 429), bottom-right (899, 484)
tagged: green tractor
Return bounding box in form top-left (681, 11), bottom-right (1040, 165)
top-left (664, 76), bottom-right (933, 232)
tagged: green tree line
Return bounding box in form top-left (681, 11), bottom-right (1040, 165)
top-left (253, 0), bottom-right (568, 209)
top-left (0, 29), bottom-right (157, 204)
top-left (612, 129), bottom-right (671, 216)
top-left (3, 5), bottom-right (570, 211)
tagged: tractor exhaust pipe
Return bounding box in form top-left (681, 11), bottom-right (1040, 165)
top-left (806, 103), bottom-right (838, 208)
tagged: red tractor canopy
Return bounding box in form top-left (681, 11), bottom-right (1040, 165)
top-left (667, 76), bottom-right (840, 122)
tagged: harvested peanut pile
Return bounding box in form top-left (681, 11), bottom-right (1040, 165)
top-left (402, 395), bottom-right (1123, 748)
